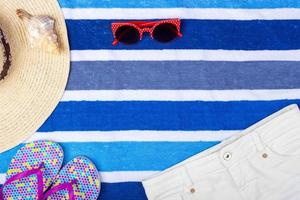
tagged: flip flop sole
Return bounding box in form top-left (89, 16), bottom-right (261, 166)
top-left (46, 157), bottom-right (101, 200)
top-left (3, 141), bottom-right (64, 199)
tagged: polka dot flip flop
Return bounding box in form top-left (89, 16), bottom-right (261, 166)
top-left (43, 157), bottom-right (101, 200)
top-left (0, 141), bottom-right (64, 200)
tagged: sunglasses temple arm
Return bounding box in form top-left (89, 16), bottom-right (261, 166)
top-left (170, 28), bottom-right (183, 37)
top-left (128, 21), bottom-right (156, 27)
top-left (128, 19), bottom-right (181, 28)
top-left (112, 39), bottom-right (119, 46)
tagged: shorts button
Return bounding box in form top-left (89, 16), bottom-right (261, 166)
top-left (223, 152), bottom-right (232, 161)
top-left (262, 153), bottom-right (268, 158)
top-left (190, 188), bottom-right (196, 193)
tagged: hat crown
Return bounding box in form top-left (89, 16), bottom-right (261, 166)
top-left (0, 28), bottom-right (11, 81)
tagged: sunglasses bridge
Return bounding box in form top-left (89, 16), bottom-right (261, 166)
top-left (139, 28), bottom-right (154, 39)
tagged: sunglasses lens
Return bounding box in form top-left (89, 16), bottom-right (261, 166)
top-left (153, 23), bottom-right (178, 43)
top-left (115, 25), bottom-right (140, 45)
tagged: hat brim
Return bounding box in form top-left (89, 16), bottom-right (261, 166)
top-left (0, 0), bottom-right (70, 152)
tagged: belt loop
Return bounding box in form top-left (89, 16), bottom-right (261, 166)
top-left (251, 131), bottom-right (265, 152)
top-left (182, 165), bottom-right (194, 186)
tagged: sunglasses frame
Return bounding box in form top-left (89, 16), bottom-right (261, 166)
top-left (111, 18), bottom-right (182, 45)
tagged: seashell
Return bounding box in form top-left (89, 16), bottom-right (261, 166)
top-left (16, 9), bottom-right (60, 54)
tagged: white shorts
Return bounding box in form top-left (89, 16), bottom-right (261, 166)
top-left (142, 104), bottom-right (300, 200)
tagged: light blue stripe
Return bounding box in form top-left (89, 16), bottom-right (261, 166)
top-left (58, 0), bottom-right (300, 8)
top-left (0, 142), bottom-right (219, 172)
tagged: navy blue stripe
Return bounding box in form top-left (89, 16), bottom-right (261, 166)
top-left (67, 20), bottom-right (300, 50)
top-left (67, 61), bottom-right (300, 90)
top-left (99, 182), bottom-right (146, 200)
top-left (1, 183), bottom-right (147, 200)
top-left (38, 101), bottom-right (300, 131)
top-left (0, 142), bottom-right (219, 172)
top-left (58, 0), bottom-right (300, 8)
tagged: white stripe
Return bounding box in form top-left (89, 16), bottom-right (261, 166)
top-left (61, 89), bottom-right (300, 102)
top-left (26, 130), bottom-right (238, 142)
top-left (71, 50), bottom-right (300, 61)
top-left (100, 171), bottom-right (158, 183)
top-left (63, 8), bottom-right (300, 20)
top-left (0, 171), bottom-right (159, 184)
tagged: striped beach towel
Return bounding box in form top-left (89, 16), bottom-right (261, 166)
top-left (1, 0), bottom-right (300, 199)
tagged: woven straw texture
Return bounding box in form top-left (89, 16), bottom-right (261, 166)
top-left (0, 0), bottom-right (70, 153)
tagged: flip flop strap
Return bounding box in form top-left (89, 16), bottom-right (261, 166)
top-left (43, 179), bottom-right (78, 200)
top-left (0, 163), bottom-right (45, 200)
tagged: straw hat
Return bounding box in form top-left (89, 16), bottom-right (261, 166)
top-left (0, 0), bottom-right (70, 152)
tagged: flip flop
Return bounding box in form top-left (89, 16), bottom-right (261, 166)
top-left (0, 141), bottom-right (64, 200)
top-left (43, 157), bottom-right (101, 200)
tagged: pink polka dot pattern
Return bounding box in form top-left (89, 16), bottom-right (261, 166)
top-left (111, 18), bottom-right (182, 41)
top-left (46, 157), bottom-right (101, 200)
top-left (3, 141), bottom-right (64, 200)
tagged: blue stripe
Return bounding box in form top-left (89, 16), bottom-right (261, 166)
top-left (59, 0), bottom-right (300, 8)
top-left (99, 182), bottom-right (146, 200)
top-left (0, 142), bottom-right (219, 172)
top-left (39, 100), bottom-right (300, 132)
top-left (1, 183), bottom-right (147, 200)
top-left (67, 61), bottom-right (300, 90)
top-left (67, 20), bottom-right (300, 50)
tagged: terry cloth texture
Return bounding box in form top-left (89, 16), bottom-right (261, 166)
top-left (143, 105), bottom-right (300, 200)
top-left (1, 0), bottom-right (300, 199)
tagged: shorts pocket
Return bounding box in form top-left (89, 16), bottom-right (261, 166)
top-left (250, 144), bottom-right (300, 174)
top-left (260, 126), bottom-right (300, 157)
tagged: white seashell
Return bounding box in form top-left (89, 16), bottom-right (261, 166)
top-left (16, 9), bottom-right (60, 54)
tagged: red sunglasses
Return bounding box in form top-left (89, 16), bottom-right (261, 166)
top-left (111, 19), bottom-right (183, 46)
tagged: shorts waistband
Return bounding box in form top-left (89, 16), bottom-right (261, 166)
top-left (142, 104), bottom-right (300, 200)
